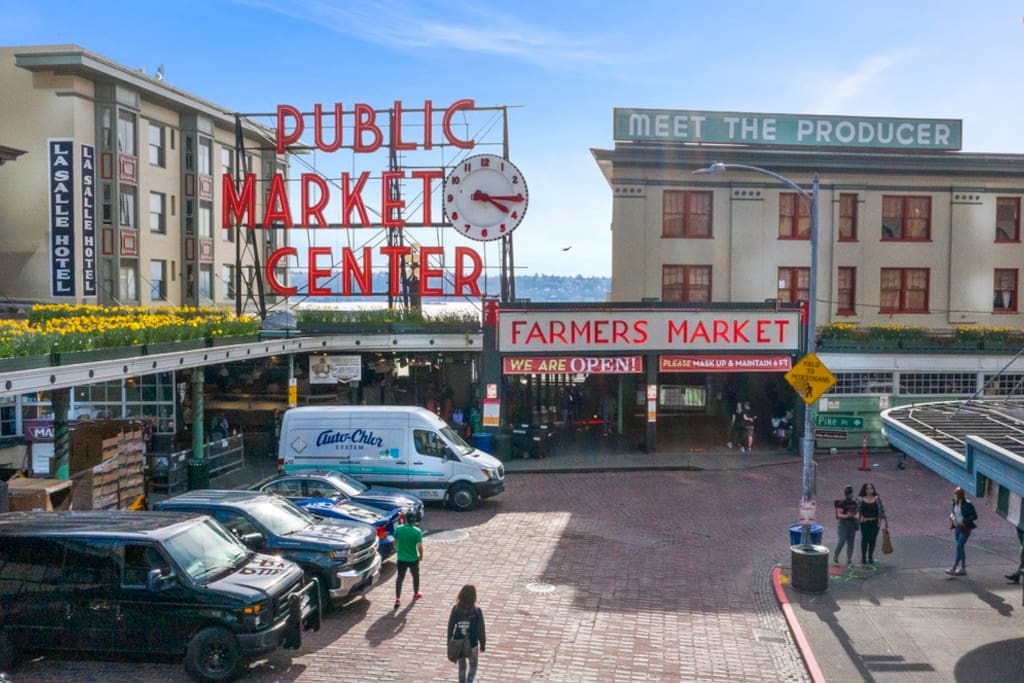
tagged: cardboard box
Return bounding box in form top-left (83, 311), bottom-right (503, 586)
top-left (7, 477), bottom-right (72, 512)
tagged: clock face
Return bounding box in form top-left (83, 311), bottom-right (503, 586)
top-left (443, 154), bottom-right (529, 241)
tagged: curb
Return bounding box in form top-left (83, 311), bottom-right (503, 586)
top-left (771, 566), bottom-right (826, 683)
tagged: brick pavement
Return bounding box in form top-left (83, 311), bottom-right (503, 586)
top-left (13, 449), bottom-right (1010, 683)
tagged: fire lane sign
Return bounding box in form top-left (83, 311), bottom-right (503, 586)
top-left (784, 352), bottom-right (836, 405)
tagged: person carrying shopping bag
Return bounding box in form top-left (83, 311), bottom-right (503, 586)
top-left (447, 584), bottom-right (486, 683)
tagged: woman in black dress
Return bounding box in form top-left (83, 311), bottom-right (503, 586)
top-left (857, 483), bottom-right (887, 564)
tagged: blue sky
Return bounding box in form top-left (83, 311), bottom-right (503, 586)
top-left (2, 0), bottom-right (1023, 277)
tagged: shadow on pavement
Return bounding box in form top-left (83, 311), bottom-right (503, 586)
top-left (954, 638), bottom-right (1024, 682)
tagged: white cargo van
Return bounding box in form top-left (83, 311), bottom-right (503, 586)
top-left (278, 406), bottom-right (505, 511)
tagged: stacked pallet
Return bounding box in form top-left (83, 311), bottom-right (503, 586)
top-left (70, 422), bottom-right (146, 510)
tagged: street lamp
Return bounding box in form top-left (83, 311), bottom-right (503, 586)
top-left (693, 162), bottom-right (820, 545)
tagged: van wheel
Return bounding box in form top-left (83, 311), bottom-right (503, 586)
top-left (0, 632), bottom-right (16, 672)
top-left (185, 626), bottom-right (242, 683)
top-left (448, 483), bottom-right (479, 511)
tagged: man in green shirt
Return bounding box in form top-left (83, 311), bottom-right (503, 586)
top-left (393, 511), bottom-right (424, 608)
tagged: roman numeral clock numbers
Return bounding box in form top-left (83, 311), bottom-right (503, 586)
top-left (443, 154), bottom-right (529, 241)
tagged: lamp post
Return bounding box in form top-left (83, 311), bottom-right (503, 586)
top-left (694, 162), bottom-right (820, 545)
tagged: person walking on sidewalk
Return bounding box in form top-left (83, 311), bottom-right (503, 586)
top-left (857, 482), bottom-right (887, 564)
top-left (834, 485), bottom-right (859, 565)
top-left (946, 486), bottom-right (978, 576)
top-left (447, 584), bottom-right (486, 683)
top-left (728, 401), bottom-right (744, 449)
top-left (1004, 527), bottom-right (1024, 584)
top-left (393, 510), bottom-right (424, 608)
top-left (740, 402), bottom-right (757, 453)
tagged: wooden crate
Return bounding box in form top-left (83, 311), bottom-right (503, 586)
top-left (71, 447), bottom-right (145, 511)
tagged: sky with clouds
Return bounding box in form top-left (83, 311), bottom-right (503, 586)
top-left (2, 0), bottom-right (1023, 278)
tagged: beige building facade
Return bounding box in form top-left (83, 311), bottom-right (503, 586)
top-left (593, 109), bottom-right (1024, 333)
top-left (0, 44), bottom-right (288, 310)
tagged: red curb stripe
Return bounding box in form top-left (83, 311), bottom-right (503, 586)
top-left (772, 566), bottom-right (827, 683)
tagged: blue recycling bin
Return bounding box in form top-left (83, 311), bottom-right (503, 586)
top-left (472, 432), bottom-right (494, 452)
top-left (789, 524), bottom-right (823, 545)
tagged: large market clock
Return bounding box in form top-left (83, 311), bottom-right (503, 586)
top-left (443, 154), bottom-right (529, 241)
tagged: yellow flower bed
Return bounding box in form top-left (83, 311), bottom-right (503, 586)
top-left (1, 305), bottom-right (258, 358)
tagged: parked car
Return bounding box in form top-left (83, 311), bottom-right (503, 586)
top-left (0, 510), bottom-right (320, 683)
top-left (254, 470), bottom-right (425, 522)
top-left (297, 497), bottom-right (398, 560)
top-left (155, 490), bottom-right (381, 608)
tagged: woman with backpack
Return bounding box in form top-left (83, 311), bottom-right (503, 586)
top-left (946, 486), bottom-right (979, 576)
top-left (447, 584), bottom-right (486, 683)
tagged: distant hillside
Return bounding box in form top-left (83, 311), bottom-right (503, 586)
top-left (507, 274), bottom-right (610, 302)
top-left (288, 271), bottom-right (611, 302)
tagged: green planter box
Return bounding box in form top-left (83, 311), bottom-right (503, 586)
top-left (210, 334), bottom-right (261, 347)
top-left (0, 354), bottom-right (52, 373)
top-left (51, 347), bottom-right (144, 366)
top-left (143, 339), bottom-right (211, 355)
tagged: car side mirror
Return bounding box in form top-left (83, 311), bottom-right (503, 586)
top-left (239, 532), bottom-right (266, 549)
top-left (146, 568), bottom-right (174, 591)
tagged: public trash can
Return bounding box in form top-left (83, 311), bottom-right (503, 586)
top-left (472, 432), bottom-right (494, 453)
top-left (789, 524), bottom-right (823, 545)
top-left (791, 543), bottom-right (830, 593)
top-left (491, 433), bottom-right (512, 460)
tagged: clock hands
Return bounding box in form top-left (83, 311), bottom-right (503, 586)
top-left (471, 190), bottom-right (525, 213)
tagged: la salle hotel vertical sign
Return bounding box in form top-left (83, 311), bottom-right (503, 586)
top-left (48, 139), bottom-right (75, 296)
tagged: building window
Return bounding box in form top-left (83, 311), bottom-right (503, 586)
top-left (220, 146), bottom-right (233, 178)
top-left (119, 260), bottom-right (139, 302)
top-left (117, 110), bottom-right (137, 155)
top-left (199, 264), bottom-right (213, 302)
top-left (838, 193), bottom-right (858, 241)
top-left (661, 265), bottom-right (711, 302)
top-left (662, 190), bottom-right (712, 238)
top-left (994, 269), bottom-right (1018, 312)
top-left (880, 267), bottom-right (929, 313)
top-left (778, 193), bottom-right (810, 239)
top-left (184, 135), bottom-right (194, 171)
top-left (102, 184), bottom-right (113, 223)
top-left (199, 202), bottom-right (213, 238)
top-left (198, 138), bottom-right (212, 176)
top-left (119, 186), bottom-right (136, 228)
top-left (148, 124), bottom-right (165, 167)
top-left (996, 197), bottom-right (1020, 242)
top-left (882, 195), bottom-right (931, 241)
top-left (149, 192), bottom-right (166, 233)
top-left (150, 260), bottom-right (167, 301)
top-left (777, 267), bottom-right (809, 303)
top-left (837, 267), bottom-right (856, 315)
top-left (222, 264), bottom-right (236, 299)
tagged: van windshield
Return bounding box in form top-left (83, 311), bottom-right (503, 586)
top-left (164, 518), bottom-right (250, 582)
top-left (440, 426), bottom-right (474, 456)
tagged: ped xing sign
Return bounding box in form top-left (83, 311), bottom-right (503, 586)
top-left (784, 351), bottom-right (836, 405)
top-left (815, 414), bottom-right (864, 430)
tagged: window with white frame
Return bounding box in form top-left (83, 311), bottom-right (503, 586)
top-left (148, 124), bottom-right (165, 166)
top-left (150, 260), bottom-right (167, 301)
top-left (119, 186), bottom-right (137, 228)
top-left (199, 264), bottom-right (213, 302)
top-left (222, 264), bottom-right (236, 299)
top-left (199, 202), bottom-right (212, 238)
top-left (117, 110), bottom-right (137, 155)
top-left (119, 260), bottom-right (139, 302)
top-left (149, 192), bottom-right (166, 233)
top-left (198, 138), bottom-right (212, 175)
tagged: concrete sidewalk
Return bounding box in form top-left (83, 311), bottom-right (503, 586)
top-left (777, 534), bottom-right (1024, 683)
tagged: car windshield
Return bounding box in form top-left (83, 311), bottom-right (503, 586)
top-left (249, 496), bottom-right (317, 536)
top-left (441, 425), bottom-right (474, 456)
top-left (325, 472), bottom-right (367, 496)
top-left (163, 518), bottom-right (250, 583)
